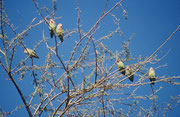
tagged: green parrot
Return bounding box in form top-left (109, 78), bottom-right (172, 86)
top-left (56, 23), bottom-right (64, 42)
top-left (116, 58), bottom-right (125, 75)
top-left (148, 67), bottom-right (156, 85)
top-left (24, 48), bottom-right (39, 58)
top-left (125, 65), bottom-right (134, 82)
top-left (49, 19), bottom-right (56, 38)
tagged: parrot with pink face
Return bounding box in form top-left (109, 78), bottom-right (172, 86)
top-left (49, 19), bottom-right (56, 38)
top-left (56, 23), bottom-right (64, 42)
top-left (24, 48), bottom-right (39, 58)
top-left (148, 67), bottom-right (156, 85)
top-left (125, 65), bottom-right (134, 82)
top-left (116, 58), bottom-right (125, 75)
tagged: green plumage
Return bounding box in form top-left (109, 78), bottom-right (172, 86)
top-left (24, 48), bottom-right (39, 58)
top-left (50, 30), bottom-right (54, 38)
top-left (49, 19), bottom-right (56, 38)
top-left (148, 67), bottom-right (156, 85)
top-left (56, 24), bottom-right (64, 42)
top-left (116, 59), bottom-right (125, 75)
top-left (125, 65), bottom-right (134, 82)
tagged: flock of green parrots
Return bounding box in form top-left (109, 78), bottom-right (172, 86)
top-left (116, 58), bottom-right (156, 85)
top-left (49, 19), bottom-right (64, 42)
top-left (23, 19), bottom-right (156, 84)
top-left (24, 19), bottom-right (64, 58)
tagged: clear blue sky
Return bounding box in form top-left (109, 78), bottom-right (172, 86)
top-left (1, 0), bottom-right (180, 116)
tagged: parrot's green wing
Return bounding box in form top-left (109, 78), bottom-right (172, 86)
top-left (58, 29), bottom-right (64, 42)
top-left (32, 51), bottom-right (39, 58)
top-left (125, 66), bottom-right (134, 82)
top-left (27, 48), bottom-right (39, 58)
top-left (49, 19), bottom-right (56, 38)
top-left (116, 59), bottom-right (125, 75)
top-left (128, 73), bottom-right (134, 82)
top-left (148, 67), bottom-right (156, 85)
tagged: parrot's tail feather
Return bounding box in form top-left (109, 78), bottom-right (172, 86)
top-left (60, 36), bottom-right (64, 42)
top-left (50, 34), bottom-right (53, 38)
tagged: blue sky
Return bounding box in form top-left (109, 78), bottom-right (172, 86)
top-left (1, 0), bottom-right (180, 116)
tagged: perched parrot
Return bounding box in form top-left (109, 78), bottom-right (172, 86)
top-left (24, 48), bottom-right (39, 58)
top-left (148, 67), bottom-right (156, 85)
top-left (56, 23), bottom-right (64, 42)
top-left (125, 65), bottom-right (134, 82)
top-left (116, 58), bottom-right (125, 75)
top-left (49, 19), bottom-right (56, 38)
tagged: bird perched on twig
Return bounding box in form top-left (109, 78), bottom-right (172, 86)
top-left (56, 23), bottom-right (64, 42)
top-left (148, 67), bottom-right (156, 85)
top-left (125, 65), bottom-right (134, 82)
top-left (49, 19), bottom-right (56, 38)
top-left (24, 48), bottom-right (39, 58)
top-left (116, 58), bottom-right (125, 75)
